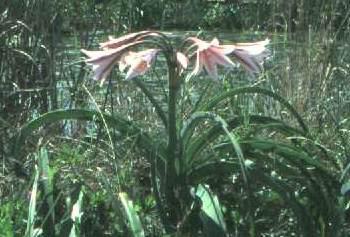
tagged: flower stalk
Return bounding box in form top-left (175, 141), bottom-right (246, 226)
top-left (165, 48), bottom-right (182, 226)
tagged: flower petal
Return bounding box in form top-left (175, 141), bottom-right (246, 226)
top-left (81, 41), bottom-right (142, 83)
top-left (91, 58), bottom-right (116, 83)
top-left (81, 49), bottom-right (120, 82)
top-left (232, 49), bottom-right (261, 74)
top-left (187, 36), bottom-right (268, 80)
top-left (207, 47), bottom-right (235, 68)
top-left (118, 51), bottom-right (137, 72)
top-left (192, 50), bottom-right (204, 75)
top-left (125, 59), bottom-right (149, 80)
top-left (176, 52), bottom-right (188, 69)
top-left (211, 37), bottom-right (220, 46)
top-left (231, 39), bottom-right (270, 74)
top-left (123, 48), bottom-right (160, 80)
top-left (100, 31), bottom-right (152, 49)
top-left (202, 51), bottom-right (219, 80)
top-left (188, 37), bottom-right (234, 79)
top-left (211, 44), bottom-right (235, 55)
top-left (235, 38), bottom-right (270, 56)
top-left (187, 37), bottom-right (211, 51)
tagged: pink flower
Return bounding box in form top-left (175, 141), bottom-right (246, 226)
top-left (81, 41), bottom-right (142, 83)
top-left (230, 39), bottom-right (270, 75)
top-left (81, 31), bottom-right (163, 83)
top-left (118, 49), bottom-right (160, 80)
top-left (81, 31), bottom-right (269, 84)
top-left (188, 37), bottom-right (236, 80)
top-left (188, 37), bottom-right (269, 79)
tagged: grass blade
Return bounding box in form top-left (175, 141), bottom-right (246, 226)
top-left (118, 192), bottom-right (145, 237)
top-left (37, 147), bottom-right (55, 235)
top-left (25, 160), bottom-right (40, 237)
top-left (69, 187), bottom-right (84, 237)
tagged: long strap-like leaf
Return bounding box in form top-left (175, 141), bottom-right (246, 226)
top-left (198, 86), bottom-right (309, 133)
top-left (185, 115), bottom-right (304, 165)
top-left (13, 109), bottom-right (166, 165)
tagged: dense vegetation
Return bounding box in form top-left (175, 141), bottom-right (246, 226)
top-left (1, 0), bottom-right (350, 236)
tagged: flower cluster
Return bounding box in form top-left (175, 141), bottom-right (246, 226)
top-left (81, 31), bottom-right (269, 83)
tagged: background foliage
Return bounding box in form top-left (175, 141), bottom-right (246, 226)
top-left (1, 0), bottom-right (350, 236)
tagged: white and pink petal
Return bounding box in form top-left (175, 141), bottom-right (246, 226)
top-left (176, 52), bottom-right (188, 69)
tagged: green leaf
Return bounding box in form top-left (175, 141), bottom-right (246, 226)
top-left (341, 182), bottom-right (350, 196)
top-left (13, 109), bottom-right (167, 164)
top-left (199, 86), bottom-right (309, 133)
top-left (190, 162), bottom-right (317, 236)
top-left (185, 115), bottom-right (304, 165)
top-left (241, 139), bottom-right (331, 174)
top-left (195, 184), bottom-right (227, 237)
top-left (118, 192), bottom-right (145, 237)
top-left (25, 162), bottom-right (40, 237)
top-left (0, 204), bottom-right (14, 237)
top-left (69, 187), bottom-right (84, 237)
top-left (37, 148), bottom-right (55, 231)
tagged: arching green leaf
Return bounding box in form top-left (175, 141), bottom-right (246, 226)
top-left (13, 109), bottom-right (166, 164)
top-left (195, 184), bottom-right (227, 237)
top-left (198, 86), bottom-right (308, 133)
top-left (119, 192), bottom-right (145, 237)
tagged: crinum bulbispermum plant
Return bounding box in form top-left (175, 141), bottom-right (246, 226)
top-left (11, 29), bottom-right (344, 236)
top-left (81, 31), bottom-right (270, 233)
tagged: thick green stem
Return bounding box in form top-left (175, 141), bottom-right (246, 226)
top-left (168, 61), bottom-right (179, 164)
top-left (165, 50), bottom-right (181, 230)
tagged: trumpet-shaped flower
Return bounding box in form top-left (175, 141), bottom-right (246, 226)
top-left (235, 39), bottom-right (270, 56)
top-left (81, 31), bottom-right (269, 84)
top-left (118, 48), bottom-right (160, 80)
top-left (229, 38), bottom-right (270, 74)
top-left (188, 37), bottom-right (269, 80)
top-left (81, 41), bottom-right (142, 83)
top-left (188, 37), bottom-right (236, 80)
